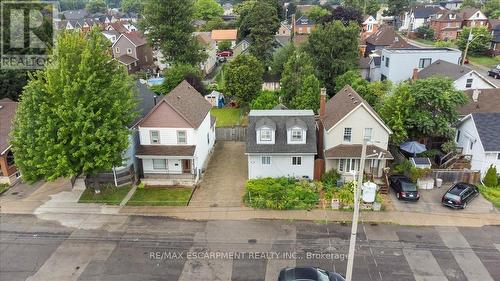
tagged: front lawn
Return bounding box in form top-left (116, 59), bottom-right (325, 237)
top-left (468, 55), bottom-right (500, 68)
top-left (126, 187), bottom-right (193, 206)
top-left (478, 185), bottom-right (500, 208)
top-left (78, 185), bottom-right (132, 205)
top-left (211, 108), bottom-right (244, 127)
top-left (412, 38), bottom-right (435, 46)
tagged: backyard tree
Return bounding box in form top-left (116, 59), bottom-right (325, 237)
top-left (225, 54), bottom-right (264, 106)
top-left (121, 0), bottom-right (143, 13)
top-left (163, 64), bottom-right (204, 94)
top-left (306, 6), bottom-right (330, 23)
top-left (365, 0), bottom-right (381, 16)
top-left (327, 6), bottom-right (363, 25)
top-left (484, 165), bottom-right (499, 187)
top-left (378, 83), bottom-right (413, 144)
top-left (250, 90), bottom-right (280, 109)
top-left (141, 0), bottom-right (206, 65)
top-left (292, 74), bottom-right (321, 113)
top-left (11, 29), bottom-right (137, 182)
top-left (194, 0), bottom-right (224, 21)
top-left (85, 0), bottom-right (107, 13)
top-left (217, 40), bottom-right (232, 51)
top-left (457, 26), bottom-right (492, 55)
top-left (484, 0), bottom-right (500, 18)
top-left (270, 43), bottom-right (295, 76)
top-left (280, 51), bottom-right (316, 106)
top-left (304, 20), bottom-right (360, 94)
top-left (335, 70), bottom-right (391, 107)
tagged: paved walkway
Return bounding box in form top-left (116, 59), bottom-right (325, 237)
top-left (189, 142), bottom-right (247, 207)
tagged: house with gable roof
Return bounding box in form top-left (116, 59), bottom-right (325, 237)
top-left (112, 32), bottom-right (153, 73)
top-left (460, 8), bottom-right (488, 27)
top-left (400, 5), bottom-right (443, 31)
top-left (134, 81), bottom-right (216, 185)
top-left (363, 25), bottom-right (413, 57)
top-left (319, 86), bottom-right (393, 179)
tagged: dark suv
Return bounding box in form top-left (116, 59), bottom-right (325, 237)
top-left (278, 267), bottom-right (345, 281)
top-left (389, 175), bottom-right (420, 201)
top-left (442, 182), bottom-right (479, 209)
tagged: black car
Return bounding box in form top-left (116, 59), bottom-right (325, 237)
top-left (442, 182), bottom-right (479, 209)
top-left (389, 175), bottom-right (420, 201)
top-left (488, 67), bottom-right (500, 79)
top-left (278, 267), bottom-right (345, 281)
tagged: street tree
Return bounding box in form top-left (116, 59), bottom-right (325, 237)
top-left (457, 26), bottom-right (492, 55)
top-left (141, 0), bottom-right (206, 66)
top-left (280, 51), bottom-right (316, 106)
top-left (194, 0), bottom-right (224, 20)
top-left (11, 29), bottom-right (137, 182)
top-left (225, 54), bottom-right (264, 106)
top-left (121, 0), bottom-right (143, 13)
top-left (85, 0), bottom-right (107, 13)
top-left (292, 74), bottom-right (321, 113)
top-left (304, 20), bottom-right (360, 94)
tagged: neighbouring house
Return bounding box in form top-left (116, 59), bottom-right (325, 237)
top-left (223, 3), bottom-right (234, 16)
top-left (205, 90), bottom-right (224, 107)
top-left (262, 73), bottom-right (281, 91)
top-left (361, 15), bottom-right (379, 42)
top-left (363, 25), bottom-right (413, 57)
top-left (294, 15), bottom-right (315, 34)
top-left (112, 31), bottom-right (154, 74)
top-left (459, 88), bottom-right (500, 117)
top-left (368, 51), bottom-right (382, 82)
top-left (232, 37), bottom-right (251, 57)
top-left (211, 29), bottom-right (238, 48)
top-left (0, 98), bottom-right (20, 185)
top-left (416, 60), bottom-right (497, 90)
top-left (277, 21), bottom-right (292, 37)
top-left (428, 10), bottom-right (462, 41)
top-left (62, 9), bottom-right (88, 20)
top-left (246, 109), bottom-right (317, 179)
top-left (379, 47), bottom-right (462, 83)
top-left (194, 32), bottom-right (217, 75)
top-left (400, 5), bottom-right (443, 31)
top-left (460, 8), bottom-right (488, 27)
top-left (439, 0), bottom-right (463, 10)
top-left (101, 30), bottom-right (120, 44)
top-left (134, 80), bottom-right (216, 186)
top-left (358, 56), bottom-right (371, 80)
top-left (319, 87), bottom-right (393, 180)
top-left (455, 113), bottom-right (500, 177)
top-left (488, 20), bottom-right (500, 56)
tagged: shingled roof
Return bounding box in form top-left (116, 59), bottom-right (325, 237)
top-left (365, 25), bottom-right (412, 48)
top-left (471, 113), bottom-right (500, 152)
top-left (459, 89), bottom-right (500, 116)
top-left (0, 98), bottom-right (18, 154)
top-left (417, 60), bottom-right (471, 80)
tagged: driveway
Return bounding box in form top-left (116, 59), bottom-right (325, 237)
top-left (388, 184), bottom-right (498, 214)
top-left (189, 141), bottom-right (247, 207)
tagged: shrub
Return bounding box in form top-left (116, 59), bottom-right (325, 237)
top-left (394, 159), bottom-right (413, 175)
top-left (441, 140), bottom-right (458, 154)
top-left (418, 149), bottom-right (441, 158)
top-left (416, 26), bottom-right (434, 39)
top-left (321, 169), bottom-right (341, 190)
top-left (483, 165), bottom-right (498, 187)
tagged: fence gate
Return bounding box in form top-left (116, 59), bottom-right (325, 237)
top-left (215, 126), bottom-right (247, 141)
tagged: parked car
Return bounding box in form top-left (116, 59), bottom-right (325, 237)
top-left (441, 182), bottom-right (479, 209)
top-left (217, 50), bottom-right (233, 57)
top-left (488, 67), bottom-right (500, 79)
top-left (389, 175), bottom-right (420, 201)
top-left (278, 267), bottom-right (345, 281)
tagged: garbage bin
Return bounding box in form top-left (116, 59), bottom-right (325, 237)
top-left (435, 178), bottom-right (443, 188)
top-left (362, 182), bottom-right (377, 203)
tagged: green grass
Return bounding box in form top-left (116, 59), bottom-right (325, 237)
top-left (0, 183), bottom-right (10, 195)
top-left (412, 38), bottom-right (435, 46)
top-left (211, 108), bottom-right (244, 127)
top-left (478, 185), bottom-right (500, 209)
top-left (78, 185), bottom-right (132, 205)
top-left (468, 55), bottom-right (500, 68)
top-left (126, 187), bottom-right (193, 206)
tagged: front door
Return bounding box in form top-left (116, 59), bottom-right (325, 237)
top-left (182, 159), bottom-right (191, 174)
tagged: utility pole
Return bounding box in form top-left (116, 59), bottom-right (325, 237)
top-left (461, 26), bottom-right (474, 65)
top-left (345, 140), bottom-right (368, 281)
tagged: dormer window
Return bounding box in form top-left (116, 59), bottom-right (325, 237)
top-left (291, 129), bottom-right (303, 142)
top-left (260, 129), bottom-right (272, 141)
top-left (255, 117), bottom-right (276, 144)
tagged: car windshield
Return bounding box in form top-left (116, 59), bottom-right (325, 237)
top-left (444, 193), bottom-right (461, 201)
top-left (401, 182), bottom-right (417, 192)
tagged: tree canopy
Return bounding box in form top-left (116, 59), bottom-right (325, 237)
top-left (306, 6), bottom-right (330, 23)
top-left (11, 29), bottom-right (137, 182)
top-left (194, 0), bottom-right (224, 21)
top-left (335, 70), bottom-right (391, 107)
top-left (280, 50), bottom-right (316, 107)
top-left (270, 43), bottom-right (295, 76)
top-left (484, 0), bottom-right (500, 18)
top-left (121, 0), bottom-right (143, 14)
top-left (141, 0), bottom-right (206, 66)
top-left (225, 54), bottom-right (264, 106)
top-left (383, 0), bottom-right (408, 18)
top-left (457, 26), bottom-right (493, 55)
top-left (250, 90), bottom-right (280, 109)
top-left (85, 0), bottom-right (107, 13)
top-left (162, 64), bottom-right (204, 94)
top-left (292, 74), bottom-right (321, 113)
top-left (327, 6), bottom-right (363, 25)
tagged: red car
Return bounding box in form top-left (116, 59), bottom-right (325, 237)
top-left (217, 50), bottom-right (233, 57)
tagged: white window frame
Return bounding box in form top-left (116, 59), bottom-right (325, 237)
top-left (291, 129), bottom-right (303, 142)
top-left (152, 159), bottom-right (166, 170)
top-left (419, 58), bottom-right (432, 68)
top-left (338, 159), bottom-right (359, 172)
top-left (363, 128), bottom-right (373, 142)
top-left (292, 156), bottom-right (302, 166)
top-left (465, 78), bottom-right (473, 88)
top-left (177, 130), bottom-right (187, 144)
top-left (260, 129), bottom-right (272, 141)
top-left (150, 130), bottom-right (160, 144)
top-left (261, 156), bottom-right (271, 165)
top-left (126, 48), bottom-right (132, 54)
top-left (115, 47), bottom-right (120, 53)
top-left (343, 128), bottom-right (352, 143)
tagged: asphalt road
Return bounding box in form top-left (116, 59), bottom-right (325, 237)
top-left (1, 214), bottom-right (500, 281)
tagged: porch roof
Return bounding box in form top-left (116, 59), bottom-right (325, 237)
top-left (136, 145), bottom-right (196, 157)
top-left (325, 144), bottom-right (393, 159)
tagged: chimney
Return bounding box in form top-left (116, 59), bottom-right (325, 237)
top-left (153, 95), bottom-right (157, 105)
top-left (472, 89), bottom-right (480, 102)
top-left (320, 88), bottom-right (327, 118)
top-left (412, 68), bottom-right (418, 81)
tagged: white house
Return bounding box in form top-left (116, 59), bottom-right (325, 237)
top-left (440, 0), bottom-right (463, 10)
top-left (380, 47), bottom-right (462, 83)
top-left (134, 80), bottom-right (216, 185)
top-left (417, 60), bottom-right (497, 90)
top-left (194, 32), bottom-right (217, 74)
top-left (320, 86), bottom-right (393, 180)
top-left (456, 113), bottom-right (500, 177)
top-left (400, 5), bottom-right (443, 31)
top-left (246, 109), bottom-right (317, 180)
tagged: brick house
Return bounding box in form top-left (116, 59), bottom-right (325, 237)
top-left (429, 10), bottom-right (462, 40)
top-left (460, 8), bottom-right (488, 27)
top-left (0, 98), bottom-right (20, 185)
top-left (293, 15), bottom-right (315, 34)
top-left (112, 32), bottom-right (153, 74)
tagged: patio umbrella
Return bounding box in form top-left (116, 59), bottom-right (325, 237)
top-left (400, 141), bottom-right (427, 156)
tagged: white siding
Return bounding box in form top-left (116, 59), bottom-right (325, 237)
top-left (247, 154), bottom-right (315, 179)
top-left (143, 158), bottom-right (183, 174)
top-left (139, 127), bottom-right (195, 145)
top-left (193, 113), bottom-right (215, 171)
top-left (453, 72), bottom-right (495, 91)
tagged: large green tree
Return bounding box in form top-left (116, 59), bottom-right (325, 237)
top-left (162, 64), bottom-right (204, 94)
top-left (225, 54), bottom-right (264, 106)
top-left (306, 5), bottom-right (330, 23)
top-left (121, 0), bottom-right (143, 13)
top-left (484, 0), bottom-right (500, 18)
top-left (270, 43), bottom-right (295, 76)
top-left (250, 90), bottom-right (280, 109)
top-left (11, 29), bottom-right (137, 182)
top-left (335, 70), bottom-right (391, 107)
top-left (457, 26), bottom-right (493, 55)
top-left (141, 0), bottom-right (206, 66)
top-left (194, 0), bottom-right (224, 20)
top-left (280, 51), bottom-right (316, 106)
top-left (85, 0), bottom-right (107, 13)
top-left (379, 77), bottom-right (467, 144)
top-left (304, 20), bottom-right (360, 94)
top-left (292, 74), bottom-right (321, 113)
top-left (0, 70), bottom-right (29, 101)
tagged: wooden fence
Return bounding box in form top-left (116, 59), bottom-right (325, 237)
top-left (215, 126), bottom-right (247, 141)
top-left (85, 166), bottom-right (135, 187)
top-left (431, 169), bottom-right (481, 185)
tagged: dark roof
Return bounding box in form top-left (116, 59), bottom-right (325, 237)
top-left (162, 80), bottom-right (212, 128)
top-left (471, 113), bottom-right (500, 151)
top-left (131, 82), bottom-right (157, 127)
top-left (365, 25), bottom-right (412, 48)
top-left (412, 6), bottom-right (442, 18)
top-left (325, 144), bottom-right (393, 159)
top-left (417, 60), bottom-right (471, 80)
top-left (460, 8), bottom-right (482, 20)
top-left (460, 89), bottom-right (500, 115)
top-left (246, 111), bottom-right (317, 154)
top-left (62, 9), bottom-right (88, 20)
top-left (295, 15), bottom-right (314, 26)
top-left (115, 54), bottom-right (138, 65)
top-left (136, 145), bottom-right (196, 156)
top-left (0, 98), bottom-right (18, 154)
top-left (431, 10), bottom-right (461, 21)
top-left (263, 73), bottom-right (280, 83)
top-left (123, 32), bottom-right (147, 46)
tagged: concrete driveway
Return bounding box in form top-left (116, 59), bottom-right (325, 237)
top-left (189, 141), bottom-right (247, 207)
top-left (388, 184), bottom-right (498, 214)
